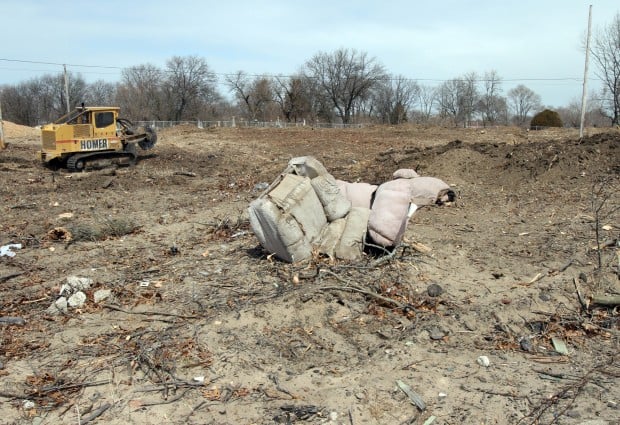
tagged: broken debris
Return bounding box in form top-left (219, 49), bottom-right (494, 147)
top-left (0, 243), bottom-right (22, 257)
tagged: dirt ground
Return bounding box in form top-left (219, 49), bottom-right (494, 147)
top-left (0, 123), bottom-right (619, 425)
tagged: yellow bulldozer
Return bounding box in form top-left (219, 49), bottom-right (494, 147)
top-left (39, 106), bottom-right (157, 171)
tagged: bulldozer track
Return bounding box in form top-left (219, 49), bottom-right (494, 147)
top-left (66, 150), bottom-right (137, 172)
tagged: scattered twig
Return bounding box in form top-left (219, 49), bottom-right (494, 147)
top-left (572, 277), bottom-right (588, 312)
top-left (519, 355), bottom-right (617, 424)
top-left (173, 171), bottom-right (197, 177)
top-left (0, 316), bottom-right (26, 326)
top-left (58, 401), bottom-right (76, 417)
top-left (185, 400), bottom-right (211, 423)
top-left (364, 242), bottom-right (396, 264)
top-left (532, 369), bottom-right (564, 379)
top-left (269, 374), bottom-right (297, 399)
top-left (137, 350), bottom-right (169, 399)
top-left (80, 402), bottom-right (111, 424)
top-left (529, 356), bottom-right (570, 364)
top-left (21, 297), bottom-right (49, 305)
top-left (591, 294), bottom-right (620, 306)
top-left (10, 203), bottom-right (37, 209)
top-left (523, 272), bottom-right (545, 286)
top-left (137, 389), bottom-right (189, 407)
top-left (101, 178), bottom-right (114, 189)
top-left (396, 379), bottom-right (426, 411)
top-left (547, 154), bottom-right (558, 171)
top-left (460, 384), bottom-right (526, 399)
top-left (102, 303), bottom-right (201, 319)
top-left (318, 269), bottom-right (406, 309)
top-left (324, 285), bottom-right (406, 309)
top-left (558, 259), bottom-right (573, 273)
top-left (409, 241), bottom-right (432, 255)
top-left (133, 379), bottom-right (211, 394)
top-left (36, 379), bottom-right (111, 395)
top-left (0, 390), bottom-right (28, 399)
top-left (0, 272), bottom-right (23, 283)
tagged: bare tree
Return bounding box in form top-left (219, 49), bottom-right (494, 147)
top-left (164, 56), bottom-right (218, 121)
top-left (479, 70), bottom-right (505, 125)
top-left (412, 84), bottom-right (437, 123)
top-left (39, 72), bottom-right (88, 120)
top-left (251, 77), bottom-right (277, 122)
top-left (226, 71), bottom-right (277, 121)
top-left (372, 75), bottom-right (419, 124)
top-left (436, 79), bottom-right (460, 123)
top-left (590, 12), bottom-right (620, 125)
top-left (117, 64), bottom-right (164, 120)
top-left (303, 48), bottom-right (386, 124)
top-left (460, 72), bottom-right (479, 126)
top-left (436, 73), bottom-right (479, 127)
top-left (0, 83), bottom-right (39, 125)
top-left (558, 94), bottom-right (610, 128)
top-left (273, 75), bottom-right (311, 123)
top-left (225, 71), bottom-right (252, 119)
top-left (557, 99), bottom-right (583, 127)
top-left (507, 84), bottom-right (542, 126)
top-left (85, 80), bottom-right (117, 106)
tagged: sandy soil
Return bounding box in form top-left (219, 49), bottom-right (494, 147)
top-left (0, 123), bottom-right (619, 425)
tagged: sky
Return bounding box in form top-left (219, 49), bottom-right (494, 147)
top-left (1, 0), bottom-right (618, 108)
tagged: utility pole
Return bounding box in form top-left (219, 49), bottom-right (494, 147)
top-left (0, 97), bottom-right (5, 150)
top-left (580, 5), bottom-right (593, 139)
top-left (64, 64), bottom-right (71, 115)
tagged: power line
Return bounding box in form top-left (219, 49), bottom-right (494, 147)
top-left (0, 66), bottom-right (120, 77)
top-left (0, 56), bottom-right (606, 84)
top-left (0, 58), bottom-right (122, 70)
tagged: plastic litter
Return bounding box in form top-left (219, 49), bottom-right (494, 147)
top-left (0, 243), bottom-right (22, 257)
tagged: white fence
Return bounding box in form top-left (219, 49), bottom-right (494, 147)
top-left (134, 118), bottom-right (365, 130)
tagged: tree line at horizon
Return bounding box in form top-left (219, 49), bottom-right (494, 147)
top-left (1, 14), bottom-right (618, 128)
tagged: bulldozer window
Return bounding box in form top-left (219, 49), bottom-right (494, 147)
top-left (95, 112), bottom-right (114, 128)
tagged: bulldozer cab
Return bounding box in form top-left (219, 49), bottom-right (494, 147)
top-left (54, 107), bottom-right (118, 134)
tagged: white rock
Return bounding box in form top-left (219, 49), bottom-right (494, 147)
top-left (66, 276), bottom-right (93, 292)
top-left (23, 400), bottom-right (35, 409)
top-left (476, 355), bottom-right (490, 367)
top-left (93, 289), bottom-right (112, 304)
top-left (46, 304), bottom-right (59, 315)
top-left (47, 297), bottom-right (68, 315)
top-left (68, 291), bottom-right (87, 308)
top-left (55, 297), bottom-right (68, 312)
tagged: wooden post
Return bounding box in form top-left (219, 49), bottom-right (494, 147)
top-left (579, 5), bottom-right (593, 139)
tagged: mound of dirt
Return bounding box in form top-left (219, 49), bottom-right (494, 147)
top-left (2, 120), bottom-right (40, 138)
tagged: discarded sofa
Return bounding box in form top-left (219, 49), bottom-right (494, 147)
top-left (248, 156), bottom-right (454, 262)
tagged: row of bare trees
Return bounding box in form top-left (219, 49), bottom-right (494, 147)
top-left (1, 11), bottom-right (619, 127)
